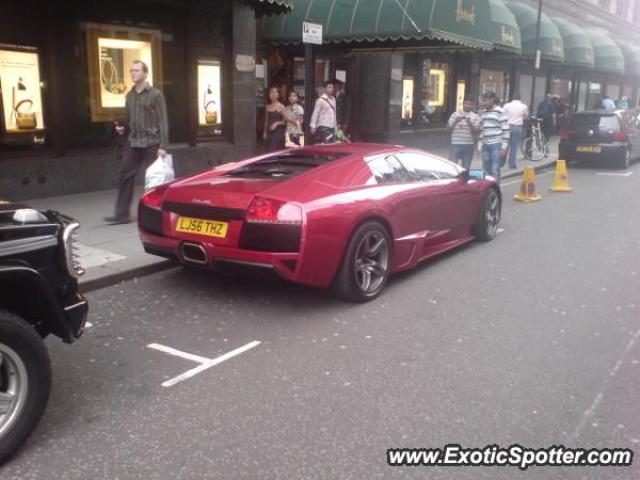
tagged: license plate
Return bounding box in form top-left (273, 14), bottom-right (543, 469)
top-left (176, 216), bottom-right (228, 238)
top-left (577, 146), bottom-right (601, 153)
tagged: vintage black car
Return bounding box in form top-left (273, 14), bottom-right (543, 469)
top-left (0, 201), bottom-right (87, 464)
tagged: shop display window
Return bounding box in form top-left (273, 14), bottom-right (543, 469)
top-left (400, 54), bottom-right (452, 129)
top-left (0, 47), bottom-right (45, 133)
top-left (549, 78), bottom-right (572, 101)
top-left (85, 23), bottom-right (163, 122)
top-left (402, 77), bottom-right (415, 128)
top-left (480, 69), bottom-right (510, 104)
top-left (198, 60), bottom-right (222, 130)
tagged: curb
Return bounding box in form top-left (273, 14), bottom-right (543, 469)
top-left (79, 259), bottom-right (178, 294)
top-left (501, 158), bottom-right (557, 180)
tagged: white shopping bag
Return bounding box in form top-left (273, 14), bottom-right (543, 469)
top-left (145, 154), bottom-right (174, 190)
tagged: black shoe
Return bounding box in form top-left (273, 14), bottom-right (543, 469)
top-left (103, 215), bottom-right (134, 225)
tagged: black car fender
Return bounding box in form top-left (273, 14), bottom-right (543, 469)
top-left (0, 264), bottom-right (74, 342)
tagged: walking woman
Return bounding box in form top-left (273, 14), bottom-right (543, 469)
top-left (263, 86), bottom-right (293, 150)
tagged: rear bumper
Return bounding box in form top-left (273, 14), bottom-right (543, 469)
top-left (141, 232), bottom-right (302, 283)
top-left (559, 142), bottom-right (626, 162)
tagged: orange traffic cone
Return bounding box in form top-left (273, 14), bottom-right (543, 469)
top-left (513, 166), bottom-right (542, 203)
top-left (549, 160), bottom-right (573, 192)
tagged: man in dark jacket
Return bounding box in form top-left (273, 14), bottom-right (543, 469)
top-left (104, 60), bottom-right (169, 224)
top-left (536, 94), bottom-right (556, 140)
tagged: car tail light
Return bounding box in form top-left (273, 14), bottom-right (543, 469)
top-left (141, 184), bottom-right (169, 209)
top-left (559, 129), bottom-right (570, 140)
top-left (612, 130), bottom-right (628, 141)
top-left (245, 197), bottom-right (302, 224)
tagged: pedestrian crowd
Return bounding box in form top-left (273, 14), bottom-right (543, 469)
top-left (261, 79), bottom-right (352, 151)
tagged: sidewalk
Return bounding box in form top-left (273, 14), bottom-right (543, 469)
top-left (27, 137), bottom-right (559, 293)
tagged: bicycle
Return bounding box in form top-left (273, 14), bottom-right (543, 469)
top-left (521, 116), bottom-right (549, 161)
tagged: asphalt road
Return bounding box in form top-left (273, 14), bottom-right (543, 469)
top-left (3, 161), bottom-right (640, 480)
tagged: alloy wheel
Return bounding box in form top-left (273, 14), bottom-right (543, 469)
top-left (353, 231), bottom-right (389, 295)
top-left (0, 344), bottom-right (28, 441)
top-left (486, 191), bottom-right (501, 238)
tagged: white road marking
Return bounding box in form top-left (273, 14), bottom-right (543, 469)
top-left (568, 326), bottom-right (640, 442)
top-left (147, 343), bottom-right (212, 364)
top-left (147, 341), bottom-right (261, 387)
top-left (595, 171), bottom-right (633, 177)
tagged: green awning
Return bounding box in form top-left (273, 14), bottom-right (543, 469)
top-left (614, 40), bottom-right (640, 76)
top-left (489, 0), bottom-right (522, 53)
top-left (252, 0), bottom-right (293, 14)
top-left (506, 2), bottom-right (564, 62)
top-left (550, 17), bottom-right (594, 69)
top-left (261, 0), bottom-right (508, 49)
top-left (586, 30), bottom-right (625, 74)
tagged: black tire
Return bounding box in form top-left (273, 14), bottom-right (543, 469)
top-left (474, 189), bottom-right (501, 242)
top-left (617, 148), bottom-right (631, 170)
top-left (0, 310), bottom-right (51, 466)
top-left (332, 221), bottom-right (391, 303)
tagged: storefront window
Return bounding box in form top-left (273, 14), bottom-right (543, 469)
top-left (480, 69), bottom-right (509, 104)
top-left (607, 84), bottom-right (621, 102)
top-left (197, 60), bottom-right (222, 131)
top-left (549, 78), bottom-right (572, 102)
top-left (0, 47), bottom-right (45, 134)
top-left (401, 76), bottom-right (415, 128)
top-left (400, 54), bottom-right (452, 129)
top-left (578, 80), bottom-right (588, 111)
top-left (419, 59), bottom-right (450, 126)
top-left (587, 81), bottom-right (603, 109)
top-left (85, 23), bottom-right (163, 122)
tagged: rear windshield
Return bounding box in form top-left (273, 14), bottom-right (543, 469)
top-left (571, 114), bottom-right (620, 130)
top-left (222, 152), bottom-right (349, 179)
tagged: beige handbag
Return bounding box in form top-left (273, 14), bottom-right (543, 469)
top-left (14, 100), bottom-right (37, 130)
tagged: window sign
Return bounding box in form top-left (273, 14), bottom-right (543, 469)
top-left (0, 48), bottom-right (45, 132)
top-left (198, 60), bottom-right (222, 127)
top-left (85, 23), bottom-right (162, 122)
top-left (98, 38), bottom-right (153, 109)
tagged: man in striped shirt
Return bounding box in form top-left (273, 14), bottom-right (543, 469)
top-left (105, 60), bottom-right (169, 224)
top-left (447, 95), bottom-right (481, 169)
top-left (479, 91), bottom-right (510, 182)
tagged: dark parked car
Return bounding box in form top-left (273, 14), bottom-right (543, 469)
top-left (559, 109), bottom-right (640, 169)
top-left (0, 202), bottom-right (87, 465)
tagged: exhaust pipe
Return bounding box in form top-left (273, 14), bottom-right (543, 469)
top-left (180, 242), bottom-right (208, 265)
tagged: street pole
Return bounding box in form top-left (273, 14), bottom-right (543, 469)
top-left (529, 0), bottom-right (543, 114)
top-left (304, 43), bottom-right (315, 144)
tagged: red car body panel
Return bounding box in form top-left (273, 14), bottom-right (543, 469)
top-left (138, 143), bottom-right (497, 288)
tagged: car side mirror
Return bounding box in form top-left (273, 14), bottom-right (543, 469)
top-left (462, 169), bottom-right (486, 180)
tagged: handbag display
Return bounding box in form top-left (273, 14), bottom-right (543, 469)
top-left (204, 101), bottom-right (217, 125)
top-left (13, 99), bottom-right (37, 130)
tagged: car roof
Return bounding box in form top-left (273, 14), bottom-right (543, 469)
top-left (298, 142), bottom-right (404, 158)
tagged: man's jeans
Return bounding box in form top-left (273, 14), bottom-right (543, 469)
top-left (482, 143), bottom-right (502, 182)
top-left (449, 144), bottom-right (475, 169)
top-left (508, 125), bottom-right (523, 168)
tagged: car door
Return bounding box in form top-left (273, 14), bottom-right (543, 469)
top-left (395, 152), bottom-right (478, 242)
top-left (365, 154), bottom-right (429, 240)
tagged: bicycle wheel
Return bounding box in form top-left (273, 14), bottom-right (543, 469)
top-left (521, 136), bottom-right (533, 161)
top-left (525, 135), bottom-right (547, 162)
